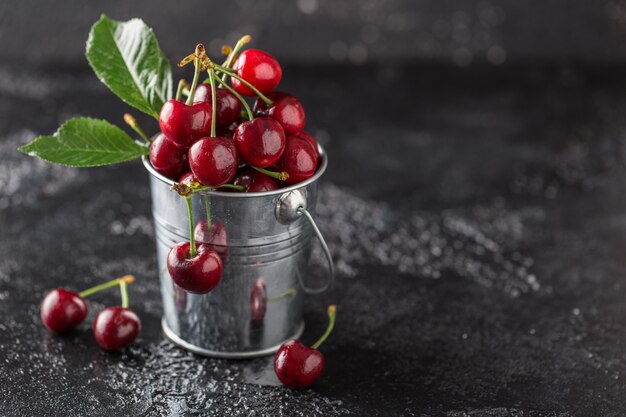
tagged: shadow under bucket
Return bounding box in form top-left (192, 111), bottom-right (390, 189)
top-left (143, 146), bottom-right (333, 358)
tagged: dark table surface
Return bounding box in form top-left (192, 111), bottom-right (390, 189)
top-left (2, 63), bottom-right (626, 416)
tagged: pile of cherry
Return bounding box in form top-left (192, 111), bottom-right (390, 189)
top-left (150, 40), bottom-right (320, 192)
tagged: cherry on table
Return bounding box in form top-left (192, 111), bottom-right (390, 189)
top-left (167, 242), bottom-right (223, 294)
top-left (93, 306), bottom-right (141, 351)
top-left (274, 134), bottom-right (318, 185)
top-left (159, 99), bottom-right (212, 148)
top-left (233, 168), bottom-right (279, 192)
top-left (189, 136), bottom-right (238, 186)
top-left (149, 133), bottom-right (189, 180)
top-left (274, 305), bottom-right (336, 389)
top-left (233, 118), bottom-right (286, 168)
top-left (40, 289), bottom-right (88, 333)
top-left (231, 49), bottom-right (282, 96)
top-left (194, 219), bottom-right (228, 261)
top-left (193, 85), bottom-right (241, 127)
top-left (254, 92), bottom-right (305, 135)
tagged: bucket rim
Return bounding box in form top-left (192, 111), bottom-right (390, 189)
top-left (142, 144), bottom-right (327, 198)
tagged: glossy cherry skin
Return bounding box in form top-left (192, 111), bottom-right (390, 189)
top-left (179, 171), bottom-right (198, 186)
top-left (250, 278), bottom-right (267, 322)
top-left (233, 168), bottom-right (278, 192)
top-left (275, 135), bottom-right (318, 185)
top-left (231, 49), bottom-right (282, 96)
top-left (159, 99), bottom-right (212, 148)
top-left (194, 220), bottom-right (228, 261)
top-left (149, 133), bottom-right (189, 179)
top-left (294, 131), bottom-right (319, 160)
top-left (188, 137), bottom-right (238, 186)
top-left (274, 340), bottom-right (324, 388)
top-left (193, 85), bottom-right (242, 127)
top-left (93, 306), bottom-right (141, 351)
top-left (167, 242), bottom-right (222, 294)
top-left (254, 92), bottom-right (305, 134)
top-left (233, 118), bottom-right (286, 168)
top-left (40, 289), bottom-right (88, 333)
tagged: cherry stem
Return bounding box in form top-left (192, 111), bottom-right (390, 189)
top-left (213, 64), bottom-right (273, 106)
top-left (220, 35), bottom-right (252, 82)
top-left (123, 114), bottom-right (151, 145)
top-left (207, 68), bottom-right (218, 137)
top-left (252, 166), bottom-right (289, 182)
top-left (215, 76), bottom-right (253, 120)
top-left (175, 79), bottom-right (188, 101)
top-left (203, 195), bottom-right (211, 229)
top-left (120, 279), bottom-right (130, 308)
top-left (78, 275), bottom-right (135, 298)
top-left (185, 196), bottom-right (197, 257)
top-left (185, 45), bottom-right (205, 106)
top-left (311, 305), bottom-right (337, 350)
top-left (268, 288), bottom-right (296, 303)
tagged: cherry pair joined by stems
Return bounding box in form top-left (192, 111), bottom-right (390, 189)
top-left (274, 305), bottom-right (336, 388)
top-left (40, 275), bottom-right (141, 351)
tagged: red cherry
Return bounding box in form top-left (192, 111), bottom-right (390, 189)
top-left (231, 49), bottom-right (282, 96)
top-left (254, 92), bottom-right (305, 134)
top-left (250, 278), bottom-right (267, 322)
top-left (233, 168), bottom-right (278, 192)
top-left (275, 135), bottom-right (318, 185)
top-left (194, 220), bottom-right (228, 260)
top-left (294, 131), bottom-right (319, 160)
top-left (233, 118), bottom-right (286, 168)
top-left (149, 133), bottom-right (189, 179)
top-left (40, 289), bottom-right (88, 333)
top-left (93, 306), bottom-right (141, 351)
top-left (179, 171), bottom-right (198, 186)
top-left (188, 137), bottom-right (238, 186)
top-left (167, 242), bottom-right (222, 294)
top-left (274, 340), bottom-right (324, 388)
top-left (193, 85), bottom-right (242, 127)
top-left (159, 99), bottom-right (212, 148)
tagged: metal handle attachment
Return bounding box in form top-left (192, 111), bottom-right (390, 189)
top-left (276, 190), bottom-right (335, 294)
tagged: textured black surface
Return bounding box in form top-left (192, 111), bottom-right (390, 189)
top-left (2, 64), bottom-right (626, 416)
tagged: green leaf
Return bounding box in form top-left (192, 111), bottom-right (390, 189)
top-left (86, 15), bottom-right (172, 119)
top-left (18, 118), bottom-right (148, 167)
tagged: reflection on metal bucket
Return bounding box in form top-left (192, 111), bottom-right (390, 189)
top-left (143, 147), bottom-right (333, 358)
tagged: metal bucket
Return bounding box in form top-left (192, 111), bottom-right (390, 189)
top-left (142, 146), bottom-right (334, 358)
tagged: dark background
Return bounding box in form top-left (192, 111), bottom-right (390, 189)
top-left (4, 0), bottom-right (626, 67)
top-left (3, 1), bottom-right (626, 416)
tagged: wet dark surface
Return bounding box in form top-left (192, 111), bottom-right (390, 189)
top-left (2, 64), bottom-right (626, 416)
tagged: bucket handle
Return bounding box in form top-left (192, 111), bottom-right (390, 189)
top-left (276, 190), bottom-right (335, 294)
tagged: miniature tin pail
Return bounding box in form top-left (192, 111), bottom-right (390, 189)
top-left (142, 147), bottom-right (333, 358)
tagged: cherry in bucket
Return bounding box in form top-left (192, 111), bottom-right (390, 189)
top-left (274, 134), bottom-right (319, 185)
top-left (167, 195), bottom-right (223, 294)
top-left (93, 277), bottom-right (141, 351)
top-left (274, 305), bottom-right (337, 388)
top-left (230, 49), bottom-right (282, 96)
top-left (40, 275), bottom-right (135, 334)
top-left (254, 92), bottom-right (306, 135)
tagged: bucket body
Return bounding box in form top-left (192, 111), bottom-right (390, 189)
top-left (144, 149), bottom-right (328, 358)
